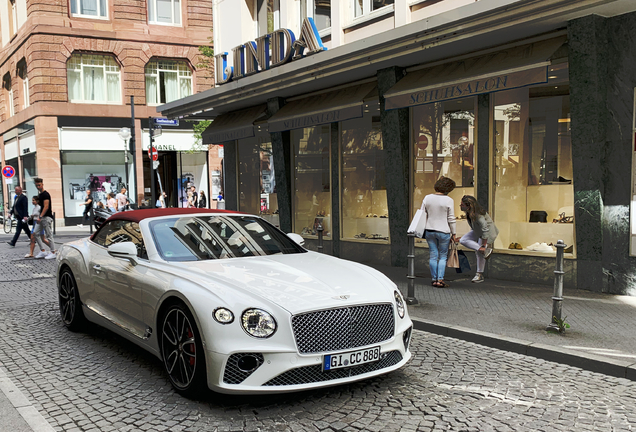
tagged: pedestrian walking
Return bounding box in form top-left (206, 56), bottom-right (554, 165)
top-left (26, 196), bottom-right (50, 258)
top-left (421, 177), bottom-right (457, 288)
top-left (33, 178), bottom-right (56, 259)
top-left (77, 189), bottom-right (93, 228)
top-left (198, 191), bottom-right (206, 208)
top-left (107, 193), bottom-right (117, 213)
top-left (457, 195), bottom-right (499, 283)
top-left (6, 186), bottom-right (31, 247)
top-left (116, 187), bottom-right (129, 211)
top-left (190, 186), bottom-right (198, 208)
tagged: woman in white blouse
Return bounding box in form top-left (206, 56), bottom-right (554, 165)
top-left (421, 177), bottom-right (457, 288)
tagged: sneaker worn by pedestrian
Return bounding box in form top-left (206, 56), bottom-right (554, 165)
top-left (471, 273), bottom-right (485, 283)
top-left (77, 224), bottom-right (84, 228)
top-left (45, 251), bottom-right (56, 260)
top-left (483, 244), bottom-right (493, 259)
top-left (35, 251), bottom-right (47, 259)
top-left (6, 241), bottom-right (15, 247)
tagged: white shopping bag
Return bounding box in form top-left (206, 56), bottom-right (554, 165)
top-left (407, 209), bottom-right (427, 238)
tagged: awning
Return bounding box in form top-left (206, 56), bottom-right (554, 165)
top-left (384, 36), bottom-right (566, 110)
top-left (268, 82), bottom-right (377, 133)
top-left (202, 105), bottom-right (267, 144)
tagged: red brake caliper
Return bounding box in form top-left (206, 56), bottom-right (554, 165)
top-left (187, 328), bottom-right (195, 366)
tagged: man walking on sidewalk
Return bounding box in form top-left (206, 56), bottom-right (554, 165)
top-left (6, 186), bottom-right (31, 247)
top-left (33, 178), bottom-right (56, 259)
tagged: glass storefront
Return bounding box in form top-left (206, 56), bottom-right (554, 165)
top-left (292, 125), bottom-right (331, 238)
top-left (61, 151), bottom-right (135, 218)
top-left (238, 133), bottom-right (278, 226)
top-left (22, 153), bottom-right (37, 204)
top-left (492, 63), bottom-right (574, 254)
top-left (341, 101), bottom-right (389, 241)
top-left (411, 97), bottom-right (477, 242)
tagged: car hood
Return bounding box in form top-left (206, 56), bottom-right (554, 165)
top-left (171, 252), bottom-right (396, 314)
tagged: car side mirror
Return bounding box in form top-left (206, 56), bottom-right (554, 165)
top-left (287, 233), bottom-right (305, 246)
top-left (108, 242), bottom-right (138, 264)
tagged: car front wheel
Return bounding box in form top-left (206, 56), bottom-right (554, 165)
top-left (58, 268), bottom-right (86, 331)
top-left (160, 303), bottom-right (207, 396)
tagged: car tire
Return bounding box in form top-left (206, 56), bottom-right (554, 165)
top-left (160, 302), bottom-right (207, 397)
top-left (58, 268), bottom-right (87, 331)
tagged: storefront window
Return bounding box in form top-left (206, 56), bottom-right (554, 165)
top-left (341, 101), bottom-right (388, 241)
top-left (238, 133), bottom-right (278, 225)
top-left (411, 97), bottom-right (476, 242)
top-left (292, 125), bottom-right (331, 238)
top-left (61, 151), bottom-right (134, 218)
top-left (177, 152), bottom-right (208, 208)
top-left (492, 63), bottom-right (574, 254)
top-left (22, 153), bottom-right (37, 204)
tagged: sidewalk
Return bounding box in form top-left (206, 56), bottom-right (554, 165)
top-left (372, 263), bottom-right (636, 380)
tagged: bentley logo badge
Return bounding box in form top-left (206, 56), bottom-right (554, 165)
top-left (333, 295), bottom-right (350, 300)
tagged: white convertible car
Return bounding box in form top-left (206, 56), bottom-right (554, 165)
top-left (57, 209), bottom-right (413, 396)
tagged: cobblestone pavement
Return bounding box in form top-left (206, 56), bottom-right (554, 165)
top-left (0, 238), bottom-right (635, 431)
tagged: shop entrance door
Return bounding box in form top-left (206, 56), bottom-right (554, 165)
top-left (143, 151), bottom-right (178, 207)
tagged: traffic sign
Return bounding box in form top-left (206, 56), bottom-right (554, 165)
top-left (148, 146), bottom-right (158, 161)
top-left (2, 166), bottom-right (15, 178)
top-left (153, 118), bottom-right (179, 127)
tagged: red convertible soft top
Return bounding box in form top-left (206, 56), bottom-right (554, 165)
top-left (90, 208), bottom-right (241, 241)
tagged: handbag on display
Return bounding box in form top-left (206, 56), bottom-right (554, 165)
top-left (447, 241), bottom-right (460, 268)
top-left (529, 210), bottom-right (548, 223)
top-left (407, 209), bottom-right (427, 238)
top-left (455, 250), bottom-right (471, 273)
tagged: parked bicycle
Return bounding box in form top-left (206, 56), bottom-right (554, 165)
top-left (3, 213), bottom-right (15, 234)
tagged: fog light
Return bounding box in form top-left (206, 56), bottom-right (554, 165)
top-left (213, 307), bottom-right (234, 324)
top-left (237, 354), bottom-right (262, 373)
top-left (403, 327), bottom-right (412, 350)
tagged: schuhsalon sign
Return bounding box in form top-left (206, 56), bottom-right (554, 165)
top-left (214, 18), bottom-right (327, 84)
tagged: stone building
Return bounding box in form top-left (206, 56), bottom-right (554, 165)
top-left (160, 0), bottom-right (636, 295)
top-left (0, 0), bottom-right (217, 225)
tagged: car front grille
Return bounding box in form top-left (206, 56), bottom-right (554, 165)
top-left (263, 350), bottom-right (403, 386)
top-left (291, 304), bottom-right (395, 354)
top-left (223, 353), bottom-right (264, 384)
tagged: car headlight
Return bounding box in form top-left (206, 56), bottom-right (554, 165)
top-left (394, 290), bottom-right (405, 318)
top-left (241, 309), bottom-right (277, 338)
top-left (213, 307), bottom-right (234, 324)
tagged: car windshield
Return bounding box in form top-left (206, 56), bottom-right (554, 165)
top-left (149, 215), bottom-right (306, 261)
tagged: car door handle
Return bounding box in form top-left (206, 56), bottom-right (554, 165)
top-left (93, 265), bottom-right (101, 271)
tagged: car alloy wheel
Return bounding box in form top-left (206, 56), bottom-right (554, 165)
top-left (58, 268), bottom-right (86, 331)
top-left (161, 304), bottom-right (206, 396)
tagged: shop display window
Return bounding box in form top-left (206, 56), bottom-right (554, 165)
top-left (341, 101), bottom-right (389, 241)
top-left (292, 125), bottom-right (331, 238)
top-left (492, 63), bottom-right (574, 255)
top-left (238, 134), bottom-right (278, 226)
top-left (411, 97), bottom-right (476, 242)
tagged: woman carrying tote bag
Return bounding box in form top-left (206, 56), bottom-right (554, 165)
top-left (421, 177), bottom-right (457, 288)
top-left (458, 195), bottom-right (499, 283)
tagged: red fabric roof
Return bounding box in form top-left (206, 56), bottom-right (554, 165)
top-left (90, 208), bottom-right (241, 241)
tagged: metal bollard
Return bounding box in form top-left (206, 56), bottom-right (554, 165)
top-left (89, 207), bottom-right (94, 234)
top-left (547, 239), bottom-right (566, 332)
top-left (317, 224), bottom-right (324, 254)
top-left (406, 233), bottom-right (418, 305)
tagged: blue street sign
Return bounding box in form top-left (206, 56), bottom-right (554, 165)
top-left (2, 166), bottom-right (15, 178)
top-left (153, 118), bottom-right (179, 126)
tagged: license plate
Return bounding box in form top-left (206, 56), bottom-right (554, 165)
top-left (323, 346), bottom-right (381, 371)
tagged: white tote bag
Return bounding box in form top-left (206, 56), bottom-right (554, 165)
top-left (408, 209), bottom-right (427, 238)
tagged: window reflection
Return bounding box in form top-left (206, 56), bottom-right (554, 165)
top-left (341, 102), bottom-right (389, 241)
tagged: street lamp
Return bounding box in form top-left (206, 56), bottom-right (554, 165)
top-left (118, 127), bottom-right (131, 199)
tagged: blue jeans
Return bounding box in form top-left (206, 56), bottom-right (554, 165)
top-left (425, 230), bottom-right (451, 281)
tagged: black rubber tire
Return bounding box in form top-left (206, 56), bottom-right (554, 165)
top-left (160, 302), bottom-right (207, 397)
top-left (58, 268), bottom-right (87, 331)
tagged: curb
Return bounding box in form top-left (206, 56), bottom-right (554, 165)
top-left (411, 318), bottom-right (636, 381)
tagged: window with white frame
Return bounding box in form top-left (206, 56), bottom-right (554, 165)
top-left (67, 54), bottom-right (121, 103)
top-left (148, 0), bottom-right (181, 25)
top-left (354, 0), bottom-right (394, 18)
top-left (3, 74), bottom-right (13, 118)
top-left (17, 61), bottom-right (29, 109)
top-left (70, 0), bottom-right (107, 18)
top-left (255, 0), bottom-right (280, 37)
top-left (145, 60), bottom-right (192, 105)
top-left (301, 0), bottom-right (331, 32)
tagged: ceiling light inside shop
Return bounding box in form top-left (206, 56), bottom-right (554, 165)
top-left (549, 75), bottom-right (558, 79)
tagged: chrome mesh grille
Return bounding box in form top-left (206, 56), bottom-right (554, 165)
top-left (223, 353), bottom-right (264, 384)
top-left (292, 304), bottom-right (395, 354)
top-left (263, 350), bottom-right (403, 386)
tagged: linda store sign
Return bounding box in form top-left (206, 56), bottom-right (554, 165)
top-left (214, 17), bottom-right (327, 84)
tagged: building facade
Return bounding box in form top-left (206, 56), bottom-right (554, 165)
top-left (0, 0), bottom-right (218, 225)
top-left (161, 0), bottom-right (636, 295)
